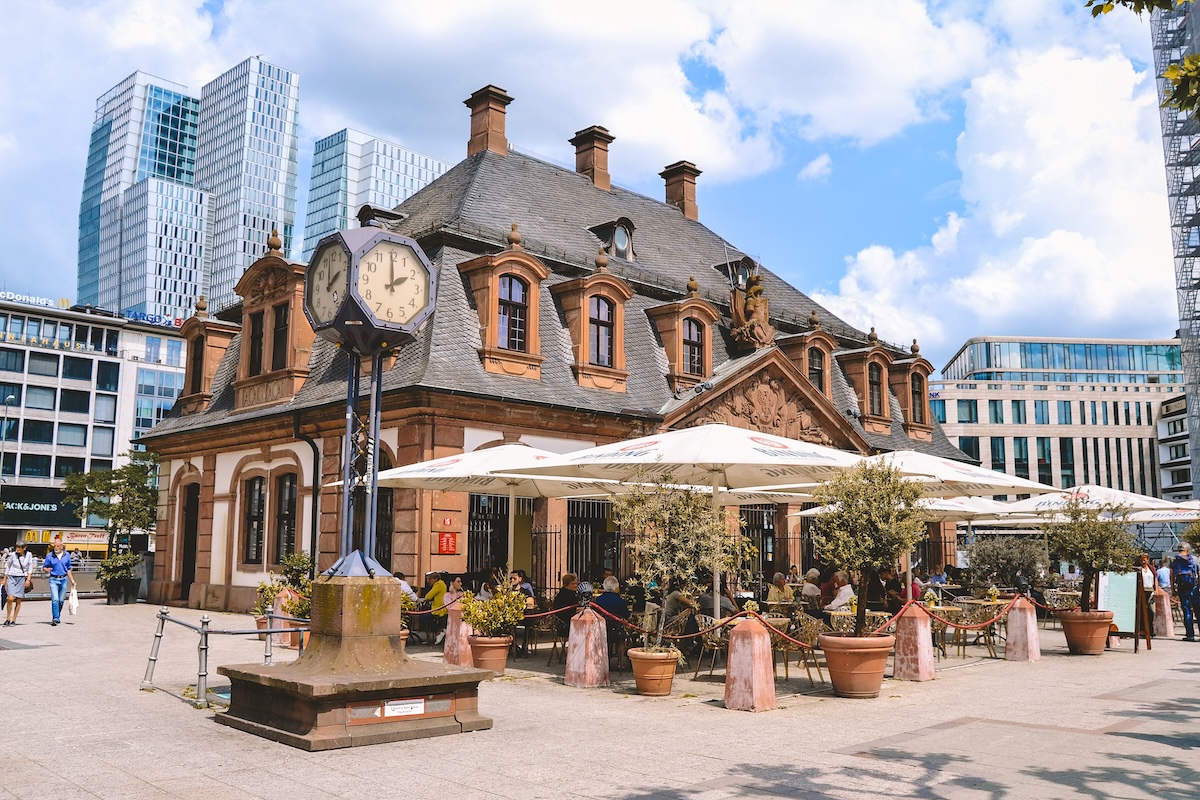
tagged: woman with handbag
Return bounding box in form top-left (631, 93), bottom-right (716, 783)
top-left (3, 541), bottom-right (35, 626)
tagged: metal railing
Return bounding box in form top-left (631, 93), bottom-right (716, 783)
top-left (140, 608), bottom-right (310, 708)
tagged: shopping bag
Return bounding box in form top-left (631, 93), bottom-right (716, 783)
top-left (68, 587), bottom-right (79, 616)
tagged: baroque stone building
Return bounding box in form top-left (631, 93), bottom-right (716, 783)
top-left (143, 86), bottom-right (963, 611)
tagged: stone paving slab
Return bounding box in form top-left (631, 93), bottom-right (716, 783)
top-left (3, 601), bottom-right (1200, 798)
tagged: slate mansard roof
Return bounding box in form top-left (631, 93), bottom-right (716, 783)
top-left (145, 147), bottom-right (967, 461)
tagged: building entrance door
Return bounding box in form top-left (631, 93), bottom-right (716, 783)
top-left (181, 483), bottom-right (200, 601)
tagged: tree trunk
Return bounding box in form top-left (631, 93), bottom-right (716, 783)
top-left (855, 572), bottom-right (870, 637)
top-left (1081, 569), bottom-right (1095, 613)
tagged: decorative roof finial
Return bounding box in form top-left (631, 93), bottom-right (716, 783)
top-left (267, 228), bottom-right (282, 254)
top-left (507, 223), bottom-right (523, 250)
top-left (911, 338), bottom-right (920, 355)
top-left (595, 247), bottom-right (609, 272)
top-left (808, 309), bottom-right (820, 329)
top-left (194, 294), bottom-right (208, 319)
top-left (687, 276), bottom-right (700, 297)
top-left (867, 327), bottom-right (879, 344)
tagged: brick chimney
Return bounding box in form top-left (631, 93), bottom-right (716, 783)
top-left (464, 85), bottom-right (513, 157)
top-left (569, 125), bottom-right (615, 191)
top-left (660, 160), bottom-right (701, 221)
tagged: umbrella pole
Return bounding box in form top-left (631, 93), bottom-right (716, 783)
top-left (507, 484), bottom-right (516, 576)
top-left (712, 473), bottom-right (722, 620)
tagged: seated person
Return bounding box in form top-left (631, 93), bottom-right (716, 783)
top-left (552, 573), bottom-right (580, 632)
top-left (694, 582), bottom-right (738, 619)
top-left (787, 564), bottom-right (801, 584)
top-left (510, 570), bottom-right (536, 607)
top-left (881, 567), bottom-right (905, 615)
top-left (662, 584), bottom-right (696, 620)
top-left (393, 571), bottom-right (419, 603)
top-left (424, 572), bottom-right (449, 641)
top-left (801, 568), bottom-right (823, 601)
top-left (818, 564), bottom-right (839, 605)
top-left (821, 571), bottom-right (855, 623)
top-left (476, 581), bottom-right (494, 601)
top-left (865, 568), bottom-right (887, 611)
top-left (766, 572), bottom-right (794, 603)
top-left (593, 577), bottom-right (631, 619)
top-left (929, 565), bottom-right (948, 585)
top-left (914, 568), bottom-right (932, 592)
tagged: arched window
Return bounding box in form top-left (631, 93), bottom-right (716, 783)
top-left (911, 374), bottom-right (926, 424)
top-left (243, 476), bottom-right (266, 564)
top-left (498, 274), bottom-right (528, 352)
top-left (868, 363), bottom-right (883, 417)
top-left (273, 472), bottom-right (298, 562)
top-left (807, 347), bottom-right (825, 395)
top-left (682, 317), bottom-right (704, 376)
top-left (589, 296), bottom-right (614, 367)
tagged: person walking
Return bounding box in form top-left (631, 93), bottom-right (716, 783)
top-left (42, 536), bottom-right (76, 627)
top-left (3, 542), bottom-right (35, 626)
top-left (1171, 543), bottom-right (1200, 642)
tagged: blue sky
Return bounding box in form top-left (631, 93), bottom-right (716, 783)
top-left (0, 1), bottom-right (1177, 372)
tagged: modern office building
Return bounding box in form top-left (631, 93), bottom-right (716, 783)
top-left (1152, 7), bottom-right (1200, 496)
top-left (76, 72), bottom-right (204, 323)
top-left (0, 294), bottom-right (186, 551)
top-left (1158, 393), bottom-right (1190, 500)
top-left (76, 58), bottom-right (299, 323)
top-left (930, 336), bottom-right (1184, 499)
top-left (196, 57), bottom-right (300, 312)
top-left (300, 129), bottom-right (451, 260)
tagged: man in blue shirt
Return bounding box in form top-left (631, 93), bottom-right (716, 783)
top-left (42, 536), bottom-right (76, 626)
top-left (1172, 543), bottom-right (1200, 642)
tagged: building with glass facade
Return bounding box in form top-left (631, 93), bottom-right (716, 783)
top-left (300, 129), bottom-right (451, 260)
top-left (0, 296), bottom-right (185, 551)
top-left (196, 57), bottom-right (300, 312)
top-left (76, 73), bottom-right (204, 323)
top-left (930, 336), bottom-right (1183, 499)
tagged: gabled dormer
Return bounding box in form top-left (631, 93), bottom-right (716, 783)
top-left (589, 216), bottom-right (637, 261)
top-left (229, 231), bottom-right (314, 410)
top-left (550, 250), bottom-right (635, 391)
top-left (646, 277), bottom-right (721, 392)
top-left (889, 339), bottom-right (935, 441)
top-left (458, 224), bottom-right (549, 379)
top-left (176, 295), bottom-right (238, 415)
top-left (837, 328), bottom-right (894, 434)
top-left (777, 310), bottom-right (838, 399)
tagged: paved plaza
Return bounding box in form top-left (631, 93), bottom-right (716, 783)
top-left (1, 598), bottom-right (1199, 799)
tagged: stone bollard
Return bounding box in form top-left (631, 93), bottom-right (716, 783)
top-left (724, 618), bottom-right (776, 711)
top-left (1004, 597), bottom-right (1040, 662)
top-left (893, 605), bottom-right (936, 680)
top-left (565, 608), bottom-right (609, 688)
top-left (1154, 590), bottom-right (1175, 638)
top-left (443, 605), bottom-right (474, 667)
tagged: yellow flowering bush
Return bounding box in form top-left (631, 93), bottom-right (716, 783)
top-left (460, 582), bottom-right (527, 637)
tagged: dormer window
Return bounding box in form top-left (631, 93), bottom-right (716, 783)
top-left (612, 225), bottom-right (631, 259)
top-left (188, 335), bottom-right (205, 395)
top-left (808, 347), bottom-right (825, 396)
top-left (271, 302), bottom-right (289, 371)
top-left (589, 296), bottom-right (614, 367)
top-left (248, 311), bottom-right (264, 376)
top-left (868, 362), bottom-right (883, 417)
top-left (683, 318), bottom-right (704, 376)
top-left (498, 274), bottom-right (528, 352)
top-left (911, 373), bottom-right (925, 424)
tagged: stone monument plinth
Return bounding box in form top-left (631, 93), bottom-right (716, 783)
top-left (216, 576), bottom-right (492, 750)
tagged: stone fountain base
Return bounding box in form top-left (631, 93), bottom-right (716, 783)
top-left (216, 576), bottom-right (493, 750)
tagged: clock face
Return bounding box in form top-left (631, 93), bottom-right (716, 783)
top-left (355, 240), bottom-right (430, 326)
top-left (307, 242), bottom-right (349, 326)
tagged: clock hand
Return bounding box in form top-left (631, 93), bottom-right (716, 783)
top-left (326, 271), bottom-right (341, 292)
top-left (386, 275), bottom-right (409, 291)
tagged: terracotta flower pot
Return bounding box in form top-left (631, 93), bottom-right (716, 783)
top-left (1057, 609), bottom-right (1113, 655)
top-left (818, 632), bottom-right (896, 699)
top-left (254, 615), bottom-right (268, 641)
top-left (627, 647), bottom-right (679, 697)
top-left (468, 634), bottom-right (513, 676)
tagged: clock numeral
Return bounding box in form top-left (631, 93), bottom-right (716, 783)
top-left (387, 307), bottom-right (394, 320)
top-left (375, 302), bottom-right (382, 312)
top-left (365, 289), bottom-right (372, 300)
top-left (367, 261), bottom-right (377, 273)
top-left (409, 298), bottom-right (416, 307)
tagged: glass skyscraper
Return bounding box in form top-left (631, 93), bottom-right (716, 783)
top-left (300, 129), bottom-right (450, 261)
top-left (77, 73), bottom-right (204, 322)
top-left (196, 57), bottom-right (300, 312)
top-left (77, 58), bottom-right (300, 321)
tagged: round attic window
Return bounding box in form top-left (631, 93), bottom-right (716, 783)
top-left (612, 225), bottom-right (630, 259)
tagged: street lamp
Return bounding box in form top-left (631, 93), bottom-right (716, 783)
top-left (0, 394), bottom-right (14, 501)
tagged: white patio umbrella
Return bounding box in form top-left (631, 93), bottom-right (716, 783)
top-left (374, 443), bottom-right (625, 574)
top-left (1003, 484), bottom-right (1178, 516)
top-left (505, 423), bottom-right (867, 618)
top-left (1125, 500), bottom-right (1200, 523)
top-left (790, 495), bottom-right (1018, 522)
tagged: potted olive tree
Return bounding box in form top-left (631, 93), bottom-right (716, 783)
top-left (611, 479), bottom-right (753, 697)
top-left (97, 551), bottom-right (144, 605)
top-left (810, 461), bottom-right (927, 698)
top-left (459, 579), bottom-right (527, 676)
top-left (1042, 497), bottom-right (1139, 655)
top-left (967, 535), bottom-right (1048, 591)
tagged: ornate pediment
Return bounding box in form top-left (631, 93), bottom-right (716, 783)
top-left (666, 349), bottom-right (867, 453)
top-left (245, 266), bottom-right (291, 307)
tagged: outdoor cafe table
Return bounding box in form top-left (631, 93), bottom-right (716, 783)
top-left (926, 605), bottom-right (963, 659)
top-left (827, 609), bottom-right (893, 634)
top-left (952, 598), bottom-right (1009, 658)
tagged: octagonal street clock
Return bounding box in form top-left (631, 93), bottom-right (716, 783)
top-left (304, 226), bottom-right (437, 354)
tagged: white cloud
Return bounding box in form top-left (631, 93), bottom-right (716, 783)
top-left (797, 153), bottom-right (832, 182)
